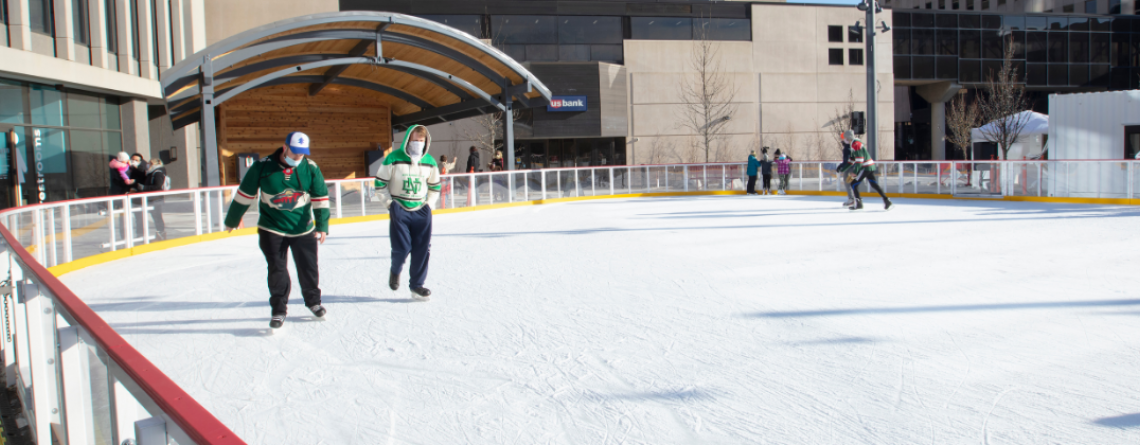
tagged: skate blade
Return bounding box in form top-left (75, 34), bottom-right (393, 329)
top-left (411, 292), bottom-right (430, 302)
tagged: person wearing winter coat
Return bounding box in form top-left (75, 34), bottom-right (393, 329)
top-left (142, 158), bottom-right (169, 240)
top-left (836, 137), bottom-right (856, 207)
top-left (843, 130), bottom-right (892, 211)
top-left (759, 148), bottom-right (773, 195)
top-left (108, 152), bottom-right (135, 195)
top-left (466, 146), bottom-right (482, 173)
top-left (438, 155), bottom-right (456, 175)
top-left (224, 131), bottom-right (331, 329)
top-left (489, 150), bottom-right (505, 172)
top-left (746, 150), bottom-right (760, 195)
top-left (376, 125), bottom-right (442, 300)
top-left (775, 150), bottom-right (793, 195)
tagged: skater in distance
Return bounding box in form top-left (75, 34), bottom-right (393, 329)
top-left (841, 130), bottom-right (893, 211)
top-left (375, 125), bottom-right (442, 300)
top-left (224, 132), bottom-right (330, 329)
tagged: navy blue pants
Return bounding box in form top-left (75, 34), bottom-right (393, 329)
top-left (389, 204), bottom-right (432, 288)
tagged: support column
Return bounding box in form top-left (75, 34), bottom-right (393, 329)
top-left (52, 0), bottom-right (76, 60)
top-left (917, 81), bottom-right (962, 161)
top-left (503, 95), bottom-right (514, 171)
top-left (199, 58), bottom-right (220, 187)
top-left (89, 0), bottom-right (109, 68)
top-left (120, 100), bottom-right (150, 159)
top-left (7, 0), bottom-right (33, 50)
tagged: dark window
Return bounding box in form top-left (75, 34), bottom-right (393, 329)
top-left (493, 16), bottom-right (558, 44)
top-left (981, 0), bottom-right (989, 10)
top-left (998, 0), bottom-right (1006, 5)
top-left (131, 0), bottom-right (140, 60)
top-left (937, 56), bottom-right (957, 78)
top-left (1048, 33), bottom-right (1068, 63)
top-left (848, 26), bottom-right (863, 43)
top-left (913, 13), bottom-right (935, 27)
top-left (914, 56), bottom-right (936, 78)
top-left (1070, 17), bottom-right (1089, 31)
top-left (420, 15), bottom-right (484, 38)
top-left (1026, 16), bottom-right (1048, 31)
top-left (559, 16), bottom-right (622, 44)
top-left (938, 29), bottom-right (958, 55)
top-left (1071, 64), bottom-right (1090, 85)
top-left (1126, 126), bottom-right (1140, 158)
top-left (1091, 33), bottom-right (1110, 63)
top-left (1091, 18), bottom-right (1112, 32)
top-left (1132, 34), bottom-right (1140, 66)
top-left (939, 0), bottom-right (946, 9)
top-left (1063, 4), bottom-right (1075, 12)
top-left (1006, 31), bottom-right (1026, 59)
top-left (1003, 16), bottom-right (1025, 31)
top-left (694, 18), bottom-right (750, 41)
top-left (938, 14), bottom-right (958, 28)
top-left (73, 0), bottom-right (89, 45)
top-left (913, 29), bottom-right (935, 55)
top-left (1111, 67), bottom-right (1131, 89)
top-left (981, 15), bottom-right (1002, 29)
top-left (960, 59), bottom-right (982, 82)
top-left (525, 44), bottom-right (558, 61)
top-left (960, 30), bottom-right (982, 58)
top-left (961, 14), bottom-right (981, 28)
top-left (591, 45), bottom-right (623, 63)
top-left (558, 45), bottom-right (590, 61)
top-left (953, 0), bottom-right (960, 9)
top-left (29, 0), bottom-right (53, 35)
top-left (1091, 64), bottom-right (1110, 86)
top-left (1049, 17), bottom-right (1069, 31)
top-left (1113, 34), bottom-right (1130, 66)
top-left (1027, 32), bottom-right (1048, 62)
top-left (982, 60), bottom-right (1003, 79)
top-left (630, 17), bottom-right (692, 40)
top-left (105, 0), bottom-right (117, 53)
top-left (1111, 17), bottom-right (1132, 32)
top-left (849, 48), bottom-right (864, 65)
top-left (1070, 32), bottom-right (1090, 63)
top-left (150, 0), bottom-right (158, 63)
top-left (1085, 0), bottom-right (1097, 13)
top-left (1049, 64), bottom-right (1069, 85)
top-left (828, 25), bottom-right (843, 42)
top-left (500, 44), bottom-right (525, 61)
top-left (895, 13), bottom-right (912, 27)
top-left (829, 48), bottom-right (844, 65)
top-left (1110, 0), bottom-right (1121, 14)
top-left (1026, 63), bottom-right (1048, 85)
top-left (926, 2), bottom-right (933, 9)
top-left (894, 56), bottom-right (912, 78)
top-left (967, 0), bottom-right (975, 9)
top-left (895, 29), bottom-right (911, 54)
top-left (982, 31), bottom-right (1003, 58)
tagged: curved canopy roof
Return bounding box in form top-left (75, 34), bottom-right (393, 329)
top-left (160, 11), bottom-right (553, 131)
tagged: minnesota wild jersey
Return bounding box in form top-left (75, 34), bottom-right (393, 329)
top-left (224, 149), bottom-right (330, 236)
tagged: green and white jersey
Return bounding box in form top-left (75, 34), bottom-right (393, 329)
top-left (374, 125), bottom-right (442, 212)
top-left (224, 149), bottom-right (330, 236)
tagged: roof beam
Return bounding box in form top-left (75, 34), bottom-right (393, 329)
top-left (309, 24), bottom-right (387, 97)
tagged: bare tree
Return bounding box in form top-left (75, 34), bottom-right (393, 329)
top-left (678, 19), bottom-right (738, 163)
top-left (977, 36), bottom-right (1031, 160)
top-left (946, 91), bottom-right (980, 160)
top-left (825, 90), bottom-right (857, 159)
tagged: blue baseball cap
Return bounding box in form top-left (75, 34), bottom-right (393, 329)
top-left (285, 131), bottom-right (311, 155)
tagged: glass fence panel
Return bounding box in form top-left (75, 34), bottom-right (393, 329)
top-left (66, 202), bottom-right (108, 262)
top-left (873, 163), bottom-right (898, 194)
top-left (644, 166), bottom-right (663, 193)
top-left (1102, 162), bottom-right (1129, 199)
top-left (450, 176), bottom-right (474, 209)
top-left (959, 162), bottom-right (1002, 194)
top-left (665, 166), bottom-right (684, 192)
top-left (88, 345), bottom-right (113, 445)
top-left (613, 168), bottom-right (631, 194)
top-left (914, 163), bottom-right (940, 194)
top-left (338, 181), bottom-right (367, 218)
top-left (324, 182), bottom-right (343, 217)
top-left (692, 165), bottom-right (708, 191)
top-left (578, 170), bottom-right (596, 196)
top-left (509, 172), bottom-right (527, 202)
top-left (1133, 164), bottom-right (1140, 199)
top-left (554, 170), bottom-right (575, 198)
top-left (474, 175), bottom-right (493, 205)
top-left (541, 171), bottom-right (560, 199)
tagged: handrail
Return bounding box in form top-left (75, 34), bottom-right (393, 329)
top-left (0, 218), bottom-right (246, 443)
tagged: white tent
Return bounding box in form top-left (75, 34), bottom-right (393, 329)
top-left (970, 111), bottom-right (1049, 142)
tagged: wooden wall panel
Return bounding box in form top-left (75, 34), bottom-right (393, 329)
top-left (217, 84), bottom-right (392, 185)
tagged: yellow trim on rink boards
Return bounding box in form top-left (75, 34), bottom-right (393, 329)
top-left (43, 190), bottom-right (1139, 277)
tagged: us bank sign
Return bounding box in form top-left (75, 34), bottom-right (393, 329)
top-left (547, 96), bottom-right (587, 112)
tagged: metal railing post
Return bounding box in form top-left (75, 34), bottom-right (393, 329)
top-left (335, 182), bottom-right (343, 219)
top-left (912, 163), bottom-right (918, 194)
top-left (1128, 162), bottom-right (1134, 199)
top-left (541, 171), bottom-right (547, 200)
top-left (470, 176), bottom-right (476, 206)
top-left (798, 163), bottom-right (803, 191)
top-left (203, 191), bottom-right (212, 234)
top-left (818, 163), bottom-right (822, 191)
top-left (193, 191), bottom-right (203, 236)
top-left (936, 165), bottom-right (941, 195)
top-left (627, 167), bottom-right (633, 194)
top-left (124, 196), bottom-right (135, 249)
top-left (556, 172), bottom-right (561, 198)
top-left (23, 283), bottom-right (63, 444)
top-left (141, 196), bottom-right (150, 244)
top-left (645, 166), bottom-right (650, 193)
top-left (215, 190), bottom-right (225, 232)
top-left (609, 168), bottom-right (615, 195)
top-left (721, 165), bottom-right (726, 190)
top-left (683, 166), bottom-right (689, 192)
top-left (108, 201), bottom-right (117, 251)
top-left (591, 169), bottom-right (596, 196)
top-left (47, 207), bottom-right (57, 267)
top-left (59, 326), bottom-right (94, 445)
top-left (1097, 162), bottom-right (1103, 199)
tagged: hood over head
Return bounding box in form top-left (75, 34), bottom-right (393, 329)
top-left (399, 125), bottom-right (432, 160)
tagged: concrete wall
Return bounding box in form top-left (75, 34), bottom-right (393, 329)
top-left (203, 0), bottom-right (338, 46)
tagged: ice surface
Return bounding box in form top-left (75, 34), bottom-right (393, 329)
top-left (63, 196), bottom-right (1140, 444)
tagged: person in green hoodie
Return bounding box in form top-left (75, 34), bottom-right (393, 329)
top-left (376, 125), bottom-right (442, 300)
top-left (225, 131), bottom-right (330, 330)
top-left (746, 150), bottom-right (760, 195)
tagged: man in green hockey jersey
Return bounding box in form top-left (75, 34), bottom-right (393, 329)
top-left (842, 130), bottom-right (892, 211)
top-left (376, 125), bottom-right (441, 300)
top-left (225, 131), bottom-right (330, 329)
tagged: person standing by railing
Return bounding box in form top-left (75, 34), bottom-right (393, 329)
top-left (224, 132), bottom-right (331, 330)
top-left (142, 159), bottom-right (169, 240)
top-left (775, 150), bottom-right (792, 195)
top-left (376, 125), bottom-right (441, 300)
top-left (746, 150), bottom-right (760, 195)
top-left (760, 148), bottom-right (773, 195)
top-left (844, 130), bottom-right (892, 211)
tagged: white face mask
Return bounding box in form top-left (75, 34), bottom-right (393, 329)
top-left (130, 160), bottom-right (140, 167)
top-left (284, 155), bottom-right (302, 167)
top-left (407, 140), bottom-right (425, 157)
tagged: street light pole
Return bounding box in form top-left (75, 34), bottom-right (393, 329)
top-left (857, 0), bottom-right (889, 161)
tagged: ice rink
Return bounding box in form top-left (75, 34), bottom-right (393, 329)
top-left (63, 195), bottom-right (1140, 444)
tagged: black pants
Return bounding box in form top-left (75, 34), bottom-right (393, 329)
top-left (258, 229), bottom-right (321, 315)
top-left (852, 170), bottom-right (889, 201)
top-left (762, 174), bottom-right (772, 191)
top-left (390, 204), bottom-right (433, 288)
top-left (150, 201), bottom-right (166, 233)
top-left (746, 175), bottom-right (757, 194)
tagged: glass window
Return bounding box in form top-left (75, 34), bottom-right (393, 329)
top-left (913, 29), bottom-right (935, 55)
top-left (103, 97), bottom-right (120, 130)
top-left (28, 0), bottom-right (53, 35)
top-left (1111, 67), bottom-right (1131, 89)
top-left (1091, 33), bottom-right (1111, 63)
top-left (982, 60), bottom-right (1003, 79)
top-left (0, 81), bottom-right (24, 125)
top-left (1006, 31), bottom-right (1026, 59)
top-left (981, 0), bottom-right (990, 10)
top-left (1091, 18), bottom-right (1112, 32)
top-left (981, 15), bottom-right (1001, 29)
top-left (1110, 0), bottom-right (1121, 14)
top-left (1049, 64), bottom-right (1069, 85)
top-left (967, 0), bottom-right (975, 10)
top-left (914, 56), bottom-right (936, 78)
top-left (695, 18), bottom-right (750, 41)
top-left (937, 14), bottom-right (957, 28)
top-left (73, 0), bottom-right (89, 45)
top-left (558, 45), bottom-right (590, 61)
top-left (982, 31), bottom-right (1003, 58)
top-left (960, 59), bottom-right (982, 82)
top-left (493, 16), bottom-right (557, 44)
top-left (1027, 32), bottom-right (1048, 62)
top-left (67, 93), bottom-right (101, 129)
top-left (849, 48), bottom-right (864, 65)
top-left (1070, 32), bottom-right (1090, 63)
top-left (591, 45), bottom-right (622, 63)
top-left (68, 130), bottom-right (109, 197)
top-left (29, 86), bottom-right (64, 127)
top-left (1111, 17), bottom-right (1132, 32)
top-left (1132, 35), bottom-right (1140, 66)
top-left (1026, 16), bottom-right (1048, 31)
top-left (894, 56), bottom-right (912, 78)
top-left (1062, 4), bottom-right (1075, 12)
top-left (104, 0), bottom-right (117, 53)
top-left (29, 128), bottom-right (68, 202)
top-left (525, 44), bottom-right (558, 62)
top-left (828, 25), bottom-right (843, 42)
top-left (560, 16), bottom-right (622, 44)
top-left (131, 0), bottom-right (141, 60)
top-left (630, 17), bottom-right (692, 40)
top-left (939, 0), bottom-right (946, 9)
top-left (1049, 33), bottom-right (1068, 63)
top-left (1069, 17), bottom-right (1089, 32)
top-left (895, 29), bottom-right (912, 55)
top-left (895, 13), bottom-right (912, 27)
top-left (997, 0), bottom-right (1006, 6)
top-left (420, 15), bottom-right (483, 38)
top-left (938, 29), bottom-right (957, 55)
top-left (829, 48), bottom-right (844, 65)
top-left (1071, 64), bottom-right (1090, 85)
top-left (913, 13), bottom-right (935, 28)
top-left (1, 0), bottom-right (7, 25)
top-left (848, 26), bottom-right (863, 43)
top-left (1085, 0), bottom-right (1098, 13)
top-left (953, 0), bottom-right (960, 10)
top-left (1049, 17), bottom-right (1069, 31)
top-left (960, 30), bottom-right (981, 58)
top-left (499, 44), bottom-right (525, 62)
top-left (1003, 16), bottom-right (1025, 32)
top-left (961, 14), bottom-right (981, 29)
top-left (1090, 64), bottom-right (1111, 86)
top-left (937, 56), bottom-right (957, 78)
top-left (1026, 63), bottom-right (1047, 85)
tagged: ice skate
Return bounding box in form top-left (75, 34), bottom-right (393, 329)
top-left (389, 272), bottom-right (399, 291)
top-left (308, 304), bottom-right (327, 320)
top-left (842, 199), bottom-right (853, 207)
top-left (848, 198), bottom-right (863, 211)
top-left (269, 314), bottom-right (286, 330)
top-left (884, 198), bottom-right (893, 211)
top-left (411, 287), bottom-right (431, 301)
